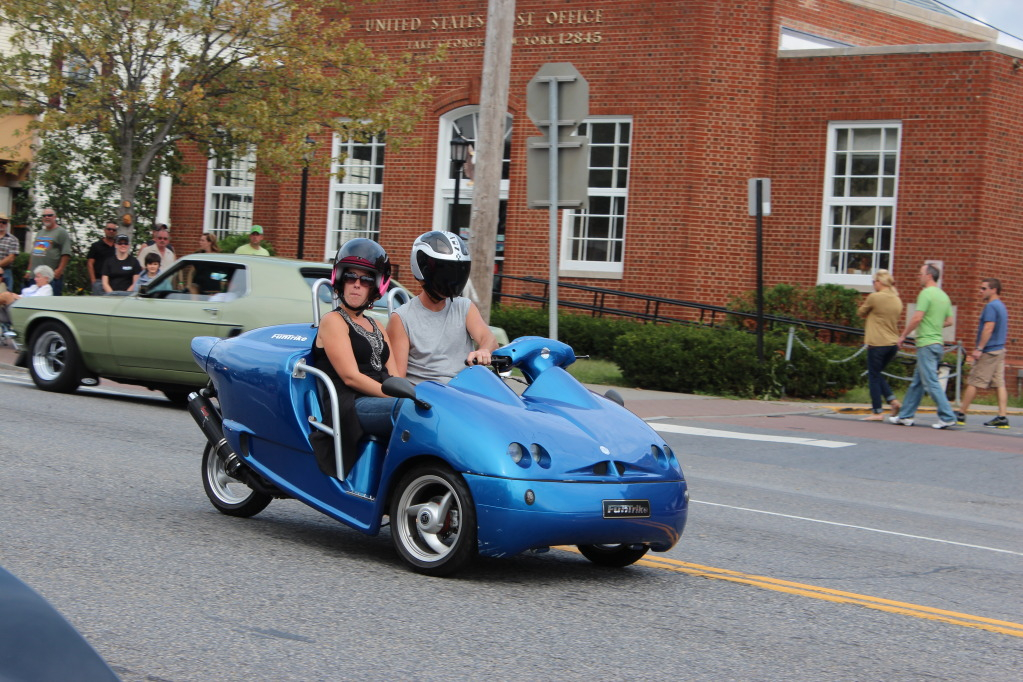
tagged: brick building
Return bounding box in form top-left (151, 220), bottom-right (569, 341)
top-left (169, 0), bottom-right (1023, 364)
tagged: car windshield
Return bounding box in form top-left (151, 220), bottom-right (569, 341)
top-left (145, 261), bottom-right (247, 302)
top-left (301, 268), bottom-right (334, 305)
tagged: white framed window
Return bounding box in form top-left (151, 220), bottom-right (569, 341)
top-left (559, 117), bottom-right (631, 278)
top-left (204, 150), bottom-right (256, 238)
top-left (434, 107), bottom-right (512, 251)
top-left (326, 133), bottom-right (386, 259)
top-left (819, 122), bottom-right (901, 286)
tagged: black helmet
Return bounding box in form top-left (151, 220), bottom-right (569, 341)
top-left (331, 238), bottom-right (391, 303)
top-left (410, 231), bottom-right (470, 301)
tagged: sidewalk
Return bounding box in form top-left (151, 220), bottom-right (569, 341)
top-left (1, 339), bottom-right (1015, 421)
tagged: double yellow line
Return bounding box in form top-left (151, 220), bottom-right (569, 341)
top-left (636, 554), bottom-right (1023, 638)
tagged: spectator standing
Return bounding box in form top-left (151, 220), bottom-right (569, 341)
top-left (137, 227), bottom-right (176, 269)
top-left (28, 208), bottom-right (71, 296)
top-left (388, 231), bottom-right (497, 384)
top-left (86, 221), bottom-right (119, 295)
top-left (858, 269), bottom-right (903, 421)
top-left (0, 213), bottom-right (19, 293)
top-left (888, 264), bottom-right (957, 429)
top-left (234, 225), bottom-right (270, 256)
top-left (0, 265), bottom-right (55, 307)
top-left (144, 224), bottom-right (175, 250)
top-left (197, 232), bottom-right (220, 253)
top-left (102, 234), bottom-right (142, 293)
top-left (955, 278), bottom-right (1010, 428)
top-left (132, 252), bottom-right (163, 291)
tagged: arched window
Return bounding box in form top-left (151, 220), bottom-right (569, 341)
top-left (435, 108), bottom-right (512, 254)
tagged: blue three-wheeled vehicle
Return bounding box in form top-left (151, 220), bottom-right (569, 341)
top-left (188, 283), bottom-right (688, 576)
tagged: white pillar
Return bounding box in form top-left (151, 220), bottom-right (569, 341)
top-left (155, 174), bottom-right (173, 226)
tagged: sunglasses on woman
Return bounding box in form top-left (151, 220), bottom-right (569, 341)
top-left (341, 272), bottom-right (375, 287)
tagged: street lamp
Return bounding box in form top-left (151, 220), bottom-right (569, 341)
top-left (297, 135), bottom-right (317, 260)
top-left (449, 134), bottom-right (470, 233)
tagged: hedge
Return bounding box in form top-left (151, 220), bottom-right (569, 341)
top-left (612, 324), bottom-right (864, 399)
top-left (491, 304), bottom-right (865, 399)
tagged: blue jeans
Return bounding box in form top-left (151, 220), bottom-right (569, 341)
top-left (867, 345), bottom-right (898, 412)
top-left (898, 343), bottom-right (955, 422)
top-left (1, 269), bottom-right (11, 293)
top-left (355, 396), bottom-right (399, 439)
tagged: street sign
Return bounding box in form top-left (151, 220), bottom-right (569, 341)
top-left (527, 63), bottom-right (590, 209)
top-left (748, 178), bottom-right (771, 216)
top-left (526, 138), bottom-right (588, 208)
top-left (526, 63), bottom-right (589, 127)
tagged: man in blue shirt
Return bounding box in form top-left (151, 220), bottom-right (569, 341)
top-left (956, 278), bottom-right (1009, 428)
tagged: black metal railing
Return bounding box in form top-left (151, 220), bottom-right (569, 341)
top-left (493, 274), bottom-right (865, 342)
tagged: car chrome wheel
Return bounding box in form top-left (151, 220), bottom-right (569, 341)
top-left (28, 322), bottom-right (82, 393)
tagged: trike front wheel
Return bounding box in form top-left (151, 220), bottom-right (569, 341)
top-left (390, 464), bottom-right (477, 577)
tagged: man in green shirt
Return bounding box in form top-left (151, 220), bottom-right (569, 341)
top-left (234, 225), bottom-right (270, 256)
top-left (889, 264), bottom-right (957, 428)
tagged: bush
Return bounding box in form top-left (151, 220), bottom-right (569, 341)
top-left (613, 324), bottom-right (865, 399)
top-left (728, 283), bottom-right (863, 329)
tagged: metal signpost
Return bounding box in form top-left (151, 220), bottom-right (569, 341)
top-left (748, 178), bottom-right (772, 362)
top-left (527, 63), bottom-right (589, 341)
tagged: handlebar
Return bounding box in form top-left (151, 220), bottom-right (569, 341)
top-left (464, 355), bottom-right (513, 372)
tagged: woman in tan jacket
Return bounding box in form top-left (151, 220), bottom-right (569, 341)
top-left (858, 269), bottom-right (903, 421)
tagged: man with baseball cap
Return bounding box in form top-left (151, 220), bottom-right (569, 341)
top-left (234, 225), bottom-right (270, 256)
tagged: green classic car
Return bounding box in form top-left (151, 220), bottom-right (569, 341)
top-left (9, 254), bottom-right (415, 403)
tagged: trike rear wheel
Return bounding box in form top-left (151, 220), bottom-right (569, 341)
top-left (201, 443), bottom-right (272, 517)
top-left (577, 543), bottom-right (649, 567)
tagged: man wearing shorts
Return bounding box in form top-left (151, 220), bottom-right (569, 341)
top-left (955, 278), bottom-right (1009, 428)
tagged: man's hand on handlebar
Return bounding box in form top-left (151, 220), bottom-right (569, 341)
top-left (465, 354), bottom-right (513, 372)
top-left (465, 350), bottom-right (492, 367)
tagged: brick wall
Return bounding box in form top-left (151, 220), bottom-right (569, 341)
top-left (168, 0), bottom-right (1022, 366)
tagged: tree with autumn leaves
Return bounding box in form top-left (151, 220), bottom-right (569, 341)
top-left (0, 0), bottom-right (438, 231)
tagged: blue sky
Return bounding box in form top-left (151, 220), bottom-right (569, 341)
top-left (943, 0), bottom-right (1023, 47)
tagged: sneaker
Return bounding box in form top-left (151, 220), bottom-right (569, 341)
top-left (983, 416), bottom-right (1010, 429)
top-left (954, 411), bottom-right (966, 425)
top-left (887, 416), bottom-right (914, 426)
top-left (932, 419), bottom-right (957, 429)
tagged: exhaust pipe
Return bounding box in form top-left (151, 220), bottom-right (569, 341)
top-left (187, 390), bottom-right (243, 477)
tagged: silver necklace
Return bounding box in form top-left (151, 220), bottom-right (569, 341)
top-left (337, 307), bottom-right (383, 371)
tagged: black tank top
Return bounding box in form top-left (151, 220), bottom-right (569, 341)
top-left (309, 307), bottom-right (391, 477)
top-left (312, 307), bottom-right (390, 391)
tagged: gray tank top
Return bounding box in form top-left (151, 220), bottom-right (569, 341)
top-left (394, 296), bottom-right (473, 384)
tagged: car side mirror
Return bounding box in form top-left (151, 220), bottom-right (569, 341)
top-left (382, 376), bottom-right (431, 410)
top-left (139, 284), bottom-right (150, 295)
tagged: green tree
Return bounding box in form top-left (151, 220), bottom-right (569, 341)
top-left (0, 0), bottom-right (438, 227)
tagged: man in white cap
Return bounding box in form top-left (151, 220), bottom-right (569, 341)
top-left (234, 225), bottom-right (269, 256)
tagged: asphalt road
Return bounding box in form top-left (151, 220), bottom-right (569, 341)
top-left (1, 368), bottom-right (1021, 681)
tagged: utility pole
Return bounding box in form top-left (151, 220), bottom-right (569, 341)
top-left (467, 0), bottom-right (515, 323)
